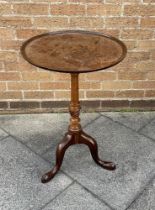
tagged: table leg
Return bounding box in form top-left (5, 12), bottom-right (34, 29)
top-left (79, 131), bottom-right (116, 170)
top-left (41, 132), bottom-right (74, 183)
top-left (41, 73), bottom-right (116, 183)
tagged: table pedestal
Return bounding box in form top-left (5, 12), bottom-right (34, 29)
top-left (41, 73), bottom-right (116, 183)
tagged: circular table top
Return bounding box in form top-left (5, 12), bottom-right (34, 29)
top-left (21, 30), bottom-right (127, 74)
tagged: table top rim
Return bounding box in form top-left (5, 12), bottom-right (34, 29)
top-left (21, 29), bottom-right (127, 74)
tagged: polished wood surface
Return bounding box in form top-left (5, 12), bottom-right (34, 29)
top-left (21, 30), bottom-right (127, 73)
top-left (69, 74), bottom-right (81, 132)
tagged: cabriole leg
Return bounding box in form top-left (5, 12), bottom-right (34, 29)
top-left (80, 131), bottom-right (116, 170)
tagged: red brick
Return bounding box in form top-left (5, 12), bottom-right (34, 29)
top-left (69, 0), bottom-right (102, 3)
top-left (116, 90), bottom-right (144, 98)
top-left (0, 91), bottom-right (22, 99)
top-left (0, 72), bottom-right (20, 81)
top-left (105, 0), bottom-right (124, 2)
top-left (135, 61), bottom-right (155, 72)
top-left (141, 17), bottom-right (155, 28)
top-left (79, 82), bottom-right (101, 89)
top-left (54, 73), bottom-right (70, 81)
top-left (118, 72), bottom-right (146, 80)
top-left (125, 52), bottom-right (150, 63)
top-left (87, 4), bottom-right (121, 16)
top-left (124, 5), bottom-right (155, 16)
top-left (40, 82), bottom-right (70, 90)
top-left (96, 29), bottom-right (120, 38)
top-left (86, 72), bottom-right (116, 81)
top-left (105, 17), bottom-right (138, 28)
top-left (5, 60), bottom-right (36, 72)
top-left (13, 3), bottom-right (49, 15)
top-left (133, 81), bottom-right (155, 89)
top-left (0, 17), bottom-right (32, 28)
top-left (21, 71), bottom-right (54, 81)
top-left (10, 101), bottom-right (40, 109)
top-left (0, 51), bottom-right (17, 62)
top-left (0, 82), bottom-right (6, 91)
top-left (0, 62), bottom-right (4, 71)
top-left (70, 17), bottom-right (104, 28)
top-left (0, 40), bottom-right (22, 51)
top-left (0, 28), bottom-right (14, 39)
top-left (151, 50), bottom-right (155, 60)
top-left (123, 41), bottom-right (137, 51)
top-left (145, 90), bottom-right (155, 97)
top-left (86, 90), bottom-right (114, 98)
top-left (137, 41), bottom-right (155, 50)
top-left (18, 56), bottom-right (38, 71)
top-left (24, 91), bottom-right (54, 99)
top-left (32, 0), bottom-right (67, 2)
top-left (147, 72), bottom-right (155, 80)
top-left (0, 3), bottom-right (12, 15)
top-left (51, 4), bottom-right (85, 15)
top-left (102, 81), bottom-right (131, 90)
top-left (123, 0), bottom-right (141, 2)
top-left (143, 0), bottom-right (155, 2)
top-left (121, 29), bottom-right (153, 40)
top-left (33, 17), bottom-right (68, 28)
top-left (8, 82), bottom-right (38, 90)
top-left (16, 29), bottom-right (48, 39)
top-left (55, 91), bottom-right (70, 99)
top-left (55, 90), bottom-right (84, 99)
top-left (79, 73), bottom-right (87, 81)
top-left (105, 0), bottom-right (122, 3)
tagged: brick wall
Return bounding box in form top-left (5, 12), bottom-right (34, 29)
top-left (0, 0), bottom-right (155, 112)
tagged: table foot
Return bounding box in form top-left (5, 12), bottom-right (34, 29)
top-left (41, 167), bottom-right (58, 183)
top-left (80, 131), bottom-right (116, 170)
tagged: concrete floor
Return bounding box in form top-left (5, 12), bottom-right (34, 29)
top-left (0, 112), bottom-right (155, 210)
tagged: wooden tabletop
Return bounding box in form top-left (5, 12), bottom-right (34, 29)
top-left (21, 30), bottom-right (127, 74)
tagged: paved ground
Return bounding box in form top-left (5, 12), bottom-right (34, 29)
top-left (0, 112), bottom-right (155, 210)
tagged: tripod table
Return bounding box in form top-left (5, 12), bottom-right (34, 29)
top-left (21, 30), bottom-right (127, 183)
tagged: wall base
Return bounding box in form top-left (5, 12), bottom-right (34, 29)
top-left (0, 100), bottom-right (154, 114)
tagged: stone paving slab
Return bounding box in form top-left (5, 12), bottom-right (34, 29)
top-left (0, 137), bottom-right (72, 210)
top-left (0, 128), bottom-right (8, 141)
top-left (139, 118), bottom-right (155, 141)
top-left (102, 112), bottom-right (155, 132)
top-left (42, 182), bottom-right (111, 210)
top-left (128, 177), bottom-right (155, 210)
top-left (0, 114), bottom-right (63, 155)
top-left (0, 112), bottom-right (155, 210)
top-left (0, 113), bottom-right (99, 155)
top-left (43, 116), bottom-right (155, 210)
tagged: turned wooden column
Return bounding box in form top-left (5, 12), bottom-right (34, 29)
top-left (69, 73), bottom-right (81, 133)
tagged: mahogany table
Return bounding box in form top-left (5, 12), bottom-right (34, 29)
top-left (21, 30), bottom-right (127, 183)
